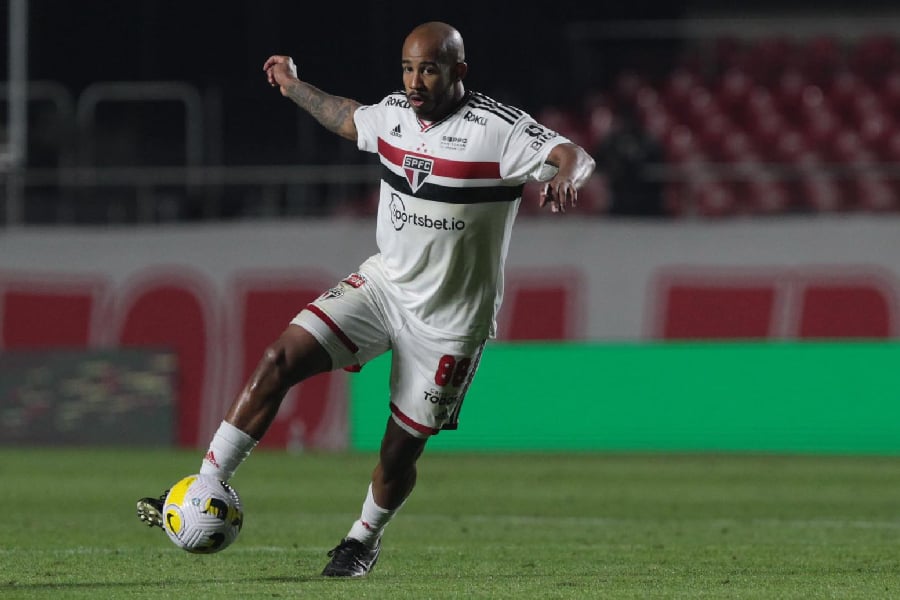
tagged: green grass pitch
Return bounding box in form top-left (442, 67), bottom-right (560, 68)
top-left (3, 448), bottom-right (900, 598)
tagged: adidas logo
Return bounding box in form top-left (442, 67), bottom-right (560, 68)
top-left (390, 124), bottom-right (402, 137)
top-left (204, 450), bottom-right (220, 468)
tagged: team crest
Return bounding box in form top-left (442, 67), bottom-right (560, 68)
top-left (402, 155), bottom-right (434, 193)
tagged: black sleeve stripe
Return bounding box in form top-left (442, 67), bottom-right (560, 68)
top-left (470, 92), bottom-right (524, 119)
top-left (467, 100), bottom-right (518, 125)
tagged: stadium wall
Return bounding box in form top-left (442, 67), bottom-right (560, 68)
top-left (0, 216), bottom-right (897, 449)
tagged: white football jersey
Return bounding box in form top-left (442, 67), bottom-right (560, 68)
top-left (353, 90), bottom-right (570, 339)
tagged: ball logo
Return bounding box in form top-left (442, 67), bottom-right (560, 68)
top-left (402, 154), bottom-right (434, 193)
top-left (165, 508), bottom-right (183, 534)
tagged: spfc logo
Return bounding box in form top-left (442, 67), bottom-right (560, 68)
top-left (402, 155), bottom-right (434, 193)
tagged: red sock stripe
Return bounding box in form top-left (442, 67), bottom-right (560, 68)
top-left (305, 304), bottom-right (359, 353)
top-left (390, 402), bottom-right (440, 436)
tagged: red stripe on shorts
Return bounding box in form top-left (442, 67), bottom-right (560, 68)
top-left (305, 304), bottom-right (359, 353)
top-left (390, 402), bottom-right (440, 436)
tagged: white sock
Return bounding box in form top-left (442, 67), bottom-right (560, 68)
top-left (346, 484), bottom-right (398, 547)
top-left (199, 420), bottom-right (258, 481)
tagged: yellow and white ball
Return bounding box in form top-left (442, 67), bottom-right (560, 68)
top-left (162, 474), bottom-right (243, 554)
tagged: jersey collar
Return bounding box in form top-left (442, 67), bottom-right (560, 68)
top-left (416, 91), bottom-right (471, 132)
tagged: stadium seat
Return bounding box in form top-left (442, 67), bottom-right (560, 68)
top-left (850, 34), bottom-right (899, 85)
top-left (640, 104), bottom-right (674, 143)
top-left (854, 175), bottom-right (898, 212)
top-left (744, 36), bottom-right (797, 85)
top-left (663, 124), bottom-right (702, 163)
top-left (881, 129), bottom-right (900, 163)
top-left (743, 177), bottom-right (792, 215)
top-left (804, 109), bottom-right (841, 149)
top-left (828, 130), bottom-right (872, 164)
top-left (772, 130), bottom-right (809, 164)
top-left (798, 174), bottom-right (844, 212)
top-left (684, 86), bottom-right (720, 130)
top-left (587, 103), bottom-right (615, 150)
top-left (614, 70), bottom-right (648, 106)
top-left (827, 70), bottom-right (864, 120)
top-left (881, 70), bottom-right (900, 113)
top-left (717, 67), bottom-right (753, 119)
top-left (537, 107), bottom-right (589, 149)
top-left (797, 35), bottom-right (843, 85)
top-left (693, 179), bottom-right (740, 217)
top-left (858, 112), bottom-right (895, 157)
top-left (719, 130), bottom-right (756, 163)
top-left (662, 68), bottom-right (702, 117)
top-left (575, 173), bottom-right (611, 215)
top-left (745, 86), bottom-right (779, 122)
top-left (774, 69), bottom-right (809, 119)
top-left (697, 112), bottom-right (734, 157)
top-left (746, 111), bottom-right (787, 156)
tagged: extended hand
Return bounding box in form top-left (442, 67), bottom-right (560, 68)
top-left (539, 179), bottom-right (578, 214)
top-left (263, 55), bottom-right (300, 96)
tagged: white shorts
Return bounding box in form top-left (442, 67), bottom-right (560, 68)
top-left (291, 267), bottom-right (486, 438)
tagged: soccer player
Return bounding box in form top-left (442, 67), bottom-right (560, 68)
top-left (137, 21), bottom-right (595, 577)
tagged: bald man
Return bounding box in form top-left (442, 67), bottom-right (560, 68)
top-left (137, 22), bottom-right (595, 577)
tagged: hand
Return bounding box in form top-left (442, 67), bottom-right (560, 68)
top-left (263, 55), bottom-right (300, 96)
top-left (539, 178), bottom-right (578, 214)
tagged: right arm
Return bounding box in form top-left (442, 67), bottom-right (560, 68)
top-left (263, 55), bottom-right (360, 141)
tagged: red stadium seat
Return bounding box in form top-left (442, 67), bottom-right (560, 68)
top-left (850, 34), bottom-right (899, 85)
top-left (798, 35), bottom-right (843, 85)
top-left (684, 86), bottom-right (720, 130)
top-left (804, 109), bottom-right (841, 149)
top-left (881, 129), bottom-right (900, 163)
top-left (799, 175), bottom-right (844, 212)
top-left (575, 173), bottom-right (610, 215)
top-left (717, 67), bottom-right (753, 119)
top-left (694, 179), bottom-right (740, 217)
top-left (745, 86), bottom-right (780, 122)
top-left (640, 105), bottom-right (674, 143)
top-left (854, 176), bottom-right (898, 212)
top-left (848, 88), bottom-right (886, 128)
top-left (744, 177), bottom-right (792, 215)
top-left (587, 103), bottom-right (615, 150)
top-left (634, 85), bottom-right (663, 120)
top-left (772, 130), bottom-right (809, 164)
top-left (537, 107), bottom-right (589, 149)
top-left (713, 36), bottom-right (746, 71)
top-left (828, 130), bottom-right (873, 164)
top-left (719, 130), bottom-right (756, 163)
top-left (774, 69), bottom-right (809, 120)
top-left (858, 112), bottom-right (895, 157)
top-left (614, 70), bottom-right (648, 106)
top-left (881, 70), bottom-right (900, 113)
top-left (697, 112), bottom-right (734, 157)
top-left (746, 111), bottom-right (786, 157)
top-left (663, 124), bottom-right (702, 163)
top-left (744, 36), bottom-right (797, 85)
top-left (662, 68), bottom-right (701, 115)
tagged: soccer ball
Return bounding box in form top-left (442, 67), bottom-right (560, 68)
top-left (162, 474), bottom-right (243, 554)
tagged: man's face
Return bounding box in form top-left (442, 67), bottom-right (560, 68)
top-left (402, 37), bottom-right (456, 120)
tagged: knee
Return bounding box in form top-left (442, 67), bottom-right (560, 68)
top-left (257, 342), bottom-right (298, 390)
top-left (256, 327), bottom-right (331, 390)
top-left (379, 426), bottom-right (426, 478)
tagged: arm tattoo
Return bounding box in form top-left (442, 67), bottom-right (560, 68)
top-left (286, 81), bottom-right (360, 140)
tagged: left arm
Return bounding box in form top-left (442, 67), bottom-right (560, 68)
top-left (539, 143), bottom-right (596, 213)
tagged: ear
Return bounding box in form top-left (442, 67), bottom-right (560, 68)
top-left (454, 62), bottom-right (468, 82)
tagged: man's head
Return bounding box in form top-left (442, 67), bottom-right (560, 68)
top-left (402, 22), bottom-right (467, 121)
